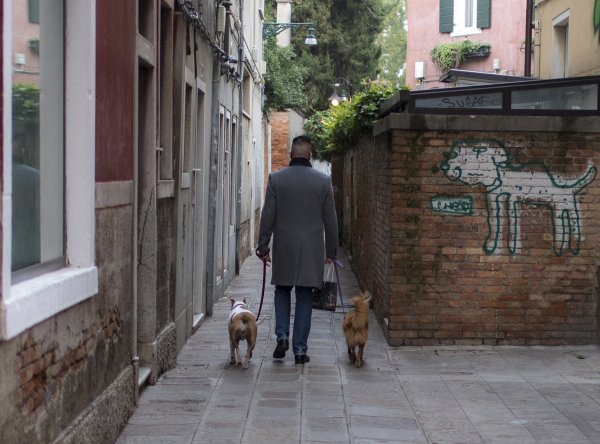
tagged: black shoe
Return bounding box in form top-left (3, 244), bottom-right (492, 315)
top-left (294, 354), bottom-right (310, 364)
top-left (273, 339), bottom-right (289, 359)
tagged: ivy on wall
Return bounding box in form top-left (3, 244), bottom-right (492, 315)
top-left (430, 40), bottom-right (491, 73)
top-left (595, 0), bottom-right (600, 38)
top-left (12, 84), bottom-right (40, 123)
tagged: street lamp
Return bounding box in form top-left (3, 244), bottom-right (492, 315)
top-left (328, 77), bottom-right (352, 106)
top-left (262, 22), bottom-right (318, 45)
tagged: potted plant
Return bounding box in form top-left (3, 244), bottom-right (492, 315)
top-left (27, 37), bottom-right (40, 54)
top-left (430, 40), bottom-right (491, 72)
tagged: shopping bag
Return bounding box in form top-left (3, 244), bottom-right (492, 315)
top-left (312, 263), bottom-right (337, 311)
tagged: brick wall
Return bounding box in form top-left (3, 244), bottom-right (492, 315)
top-left (341, 115), bottom-right (600, 346)
top-left (338, 135), bottom-right (393, 327)
top-left (270, 111), bottom-right (290, 172)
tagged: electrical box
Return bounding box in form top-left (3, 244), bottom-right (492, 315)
top-left (14, 53), bottom-right (26, 66)
top-left (415, 61), bottom-right (425, 79)
top-left (217, 5), bottom-right (226, 33)
top-left (493, 58), bottom-right (501, 71)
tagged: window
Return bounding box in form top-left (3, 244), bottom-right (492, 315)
top-left (403, 75), bottom-right (600, 116)
top-left (12, 0), bottom-right (63, 277)
top-left (452, 0), bottom-right (479, 35)
top-left (552, 10), bottom-right (569, 78)
top-left (2, 0), bottom-right (97, 340)
top-left (28, 0), bottom-right (39, 24)
top-left (439, 0), bottom-right (491, 35)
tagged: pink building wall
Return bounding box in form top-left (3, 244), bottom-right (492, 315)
top-left (11, 0), bottom-right (39, 86)
top-left (406, 0), bottom-right (527, 90)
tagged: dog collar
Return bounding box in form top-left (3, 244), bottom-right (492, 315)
top-left (232, 301), bottom-right (247, 310)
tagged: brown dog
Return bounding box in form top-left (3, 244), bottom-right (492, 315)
top-left (343, 292), bottom-right (372, 368)
top-left (228, 299), bottom-right (257, 369)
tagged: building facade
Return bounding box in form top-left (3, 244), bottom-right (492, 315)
top-left (532, 0), bottom-right (600, 78)
top-left (406, 0), bottom-right (527, 89)
top-left (1, 0), bottom-right (266, 442)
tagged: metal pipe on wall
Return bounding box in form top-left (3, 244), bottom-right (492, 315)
top-left (205, 49), bottom-right (222, 318)
top-left (235, 0), bottom-right (244, 273)
top-left (131, 0), bottom-right (140, 403)
top-left (524, 0), bottom-right (533, 76)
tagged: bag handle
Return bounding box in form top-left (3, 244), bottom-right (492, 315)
top-left (332, 259), bottom-right (345, 314)
top-left (324, 262), bottom-right (335, 282)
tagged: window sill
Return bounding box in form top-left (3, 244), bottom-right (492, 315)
top-left (1, 266), bottom-right (98, 340)
top-left (451, 27), bottom-right (482, 37)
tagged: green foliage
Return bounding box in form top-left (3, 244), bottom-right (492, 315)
top-left (376, 0), bottom-right (407, 88)
top-left (12, 84), bottom-right (40, 123)
top-left (266, 0), bottom-right (388, 114)
top-left (304, 80), bottom-right (395, 160)
top-left (263, 38), bottom-right (309, 115)
top-left (595, 0), bottom-right (600, 33)
top-left (430, 40), bottom-right (491, 73)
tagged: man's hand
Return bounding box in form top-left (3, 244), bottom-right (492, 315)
top-left (256, 248), bottom-right (271, 264)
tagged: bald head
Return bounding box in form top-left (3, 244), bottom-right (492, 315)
top-left (291, 135), bottom-right (313, 160)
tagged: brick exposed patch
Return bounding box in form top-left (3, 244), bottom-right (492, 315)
top-left (16, 309), bottom-right (123, 413)
top-left (340, 130), bottom-right (600, 346)
top-left (271, 112), bottom-right (290, 172)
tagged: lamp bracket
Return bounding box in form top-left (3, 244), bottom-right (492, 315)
top-left (263, 22), bottom-right (315, 39)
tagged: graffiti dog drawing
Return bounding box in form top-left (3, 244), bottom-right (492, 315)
top-left (441, 140), bottom-right (596, 255)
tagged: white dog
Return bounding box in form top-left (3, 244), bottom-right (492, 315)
top-left (441, 140), bottom-right (596, 255)
top-left (228, 299), bottom-right (257, 369)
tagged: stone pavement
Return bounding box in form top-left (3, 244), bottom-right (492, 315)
top-left (116, 251), bottom-right (600, 444)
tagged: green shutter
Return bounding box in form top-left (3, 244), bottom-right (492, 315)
top-left (439, 0), bottom-right (454, 33)
top-left (477, 0), bottom-right (491, 29)
top-left (28, 0), bottom-right (39, 24)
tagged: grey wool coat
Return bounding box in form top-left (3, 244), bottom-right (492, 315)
top-left (257, 160), bottom-right (339, 289)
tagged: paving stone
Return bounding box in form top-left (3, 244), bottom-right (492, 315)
top-left (116, 423), bottom-right (196, 437)
top-left (351, 425), bottom-right (429, 442)
top-left (350, 415), bottom-right (419, 429)
top-left (117, 436), bottom-right (191, 444)
top-left (303, 428), bottom-right (350, 442)
top-left (304, 415), bottom-right (347, 430)
top-left (242, 427), bottom-right (300, 442)
top-left (304, 408), bottom-right (346, 419)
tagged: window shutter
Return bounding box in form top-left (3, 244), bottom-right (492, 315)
top-left (477, 0), bottom-right (491, 29)
top-left (439, 0), bottom-right (454, 33)
top-left (28, 0), bottom-right (40, 24)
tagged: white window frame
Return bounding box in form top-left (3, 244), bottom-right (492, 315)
top-left (451, 0), bottom-right (482, 37)
top-left (551, 9), bottom-right (570, 79)
top-left (1, 0), bottom-right (98, 340)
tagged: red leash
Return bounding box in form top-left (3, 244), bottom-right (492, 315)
top-left (255, 256), bottom-right (268, 321)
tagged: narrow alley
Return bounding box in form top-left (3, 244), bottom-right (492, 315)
top-left (116, 251), bottom-right (600, 444)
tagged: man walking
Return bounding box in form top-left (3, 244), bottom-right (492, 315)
top-left (256, 135), bottom-right (339, 364)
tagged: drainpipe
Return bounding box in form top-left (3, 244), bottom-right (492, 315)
top-left (205, 43), bottom-right (222, 317)
top-left (235, 0), bottom-right (244, 273)
top-left (131, 0), bottom-right (140, 404)
top-left (524, 0), bottom-right (533, 77)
